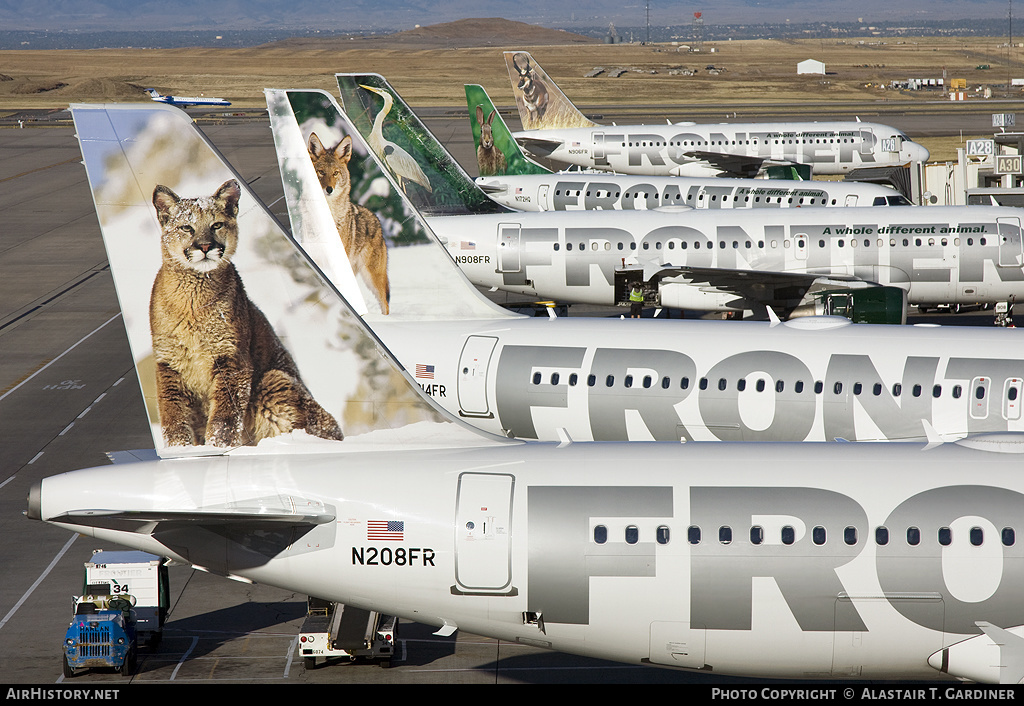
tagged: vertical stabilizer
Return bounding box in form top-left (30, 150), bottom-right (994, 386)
top-left (266, 89), bottom-right (517, 324)
top-left (336, 74), bottom-right (509, 217)
top-left (465, 84), bottom-right (550, 177)
top-left (72, 103), bottom-right (492, 457)
top-left (503, 51), bottom-right (596, 131)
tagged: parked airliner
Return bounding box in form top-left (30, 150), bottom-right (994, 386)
top-left (145, 88), bottom-right (231, 107)
top-left (30, 99), bottom-right (1024, 684)
top-left (337, 75), bottom-right (1023, 319)
top-left (465, 83), bottom-right (912, 212)
top-left (266, 88), bottom-right (1024, 443)
top-left (502, 51), bottom-right (930, 177)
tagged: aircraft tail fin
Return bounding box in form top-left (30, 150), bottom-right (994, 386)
top-left (72, 102), bottom-right (496, 458)
top-left (266, 89), bottom-right (517, 325)
top-left (503, 51), bottom-right (597, 131)
top-left (336, 74), bottom-right (509, 217)
top-left (465, 84), bottom-right (551, 177)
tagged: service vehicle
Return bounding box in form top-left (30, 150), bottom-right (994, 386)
top-left (297, 597), bottom-right (397, 668)
top-left (62, 594), bottom-right (137, 677)
top-left (83, 550), bottom-right (169, 645)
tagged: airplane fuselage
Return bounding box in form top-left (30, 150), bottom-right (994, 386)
top-left (514, 122), bottom-right (929, 177)
top-left (32, 440), bottom-right (1024, 682)
top-left (439, 204), bottom-right (1024, 310)
top-left (376, 316), bottom-right (1024, 442)
top-left (476, 173), bottom-right (910, 211)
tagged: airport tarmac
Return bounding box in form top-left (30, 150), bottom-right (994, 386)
top-left (0, 110), bottom-right (996, 686)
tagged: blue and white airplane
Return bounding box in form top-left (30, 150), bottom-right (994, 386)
top-left (145, 88), bottom-right (230, 107)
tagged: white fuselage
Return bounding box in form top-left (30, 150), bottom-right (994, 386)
top-left (514, 122), bottom-right (930, 177)
top-left (374, 316), bottom-right (1024, 442)
top-left (439, 204), bottom-right (1024, 309)
top-left (32, 439), bottom-right (1024, 682)
top-left (476, 173), bottom-right (910, 212)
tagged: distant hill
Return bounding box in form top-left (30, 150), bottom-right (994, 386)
top-left (262, 18), bottom-right (596, 50)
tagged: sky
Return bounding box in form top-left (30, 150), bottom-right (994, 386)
top-left (0, 0), bottom-right (1015, 32)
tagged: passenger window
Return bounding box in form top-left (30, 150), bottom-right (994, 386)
top-left (661, 376), bottom-right (671, 389)
top-left (933, 385), bottom-right (942, 398)
top-left (907, 527), bottom-right (921, 546)
top-left (587, 374), bottom-right (596, 387)
top-left (853, 382), bottom-right (862, 395)
top-left (833, 382), bottom-right (843, 395)
top-left (719, 526), bottom-right (733, 544)
top-left (776, 380), bottom-right (784, 393)
top-left (845, 527), bottom-right (858, 545)
top-left (681, 377), bottom-right (690, 390)
top-left (737, 379), bottom-right (746, 392)
top-left (718, 378), bottom-right (727, 391)
top-left (756, 379), bottom-right (766, 392)
top-left (953, 385), bottom-right (962, 399)
top-left (795, 381), bottom-right (805, 393)
top-left (551, 372), bottom-right (560, 385)
top-left (532, 372), bottom-right (542, 385)
top-left (893, 383), bottom-right (902, 397)
top-left (750, 526), bottom-right (764, 545)
top-left (606, 375), bottom-right (615, 387)
top-left (625, 525), bottom-right (639, 544)
top-left (912, 384), bottom-right (922, 397)
top-left (569, 373), bottom-right (578, 386)
top-left (875, 526), bottom-right (889, 545)
top-left (813, 526), bottom-right (826, 545)
top-left (814, 381), bottom-right (824, 394)
top-left (657, 526), bottom-right (670, 545)
top-left (938, 527), bottom-right (952, 546)
top-left (594, 525), bottom-right (607, 544)
top-left (781, 526), bottom-right (795, 545)
top-left (699, 378), bottom-right (708, 390)
top-left (873, 383), bottom-right (883, 396)
top-left (688, 526), bottom-right (702, 544)
top-left (643, 375), bottom-right (652, 389)
top-left (624, 374), bottom-right (633, 388)
top-left (971, 527), bottom-right (984, 547)
top-left (1003, 527), bottom-right (1016, 546)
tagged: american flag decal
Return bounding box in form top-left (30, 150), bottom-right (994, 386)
top-left (415, 364), bottom-right (435, 379)
top-left (515, 187), bottom-right (523, 194)
top-left (461, 241), bottom-right (476, 250)
top-left (368, 520), bottom-right (404, 541)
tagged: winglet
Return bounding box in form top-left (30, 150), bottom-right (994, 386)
top-left (976, 622), bottom-right (1024, 684)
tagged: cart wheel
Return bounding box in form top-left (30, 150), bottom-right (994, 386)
top-left (119, 649), bottom-right (135, 676)
top-left (303, 657), bottom-right (317, 670)
top-left (379, 659), bottom-right (391, 669)
top-left (62, 654), bottom-right (76, 678)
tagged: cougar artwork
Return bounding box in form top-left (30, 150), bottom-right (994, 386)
top-left (149, 179), bottom-right (343, 447)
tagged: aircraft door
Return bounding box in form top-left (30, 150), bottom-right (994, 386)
top-left (859, 127), bottom-right (875, 159)
top-left (971, 376), bottom-right (991, 420)
top-left (453, 472), bottom-right (516, 595)
top-left (998, 217), bottom-right (1023, 267)
top-left (538, 184), bottom-right (550, 210)
top-left (793, 231), bottom-right (808, 260)
top-left (1004, 377), bottom-right (1023, 421)
top-left (593, 132), bottom-right (605, 161)
top-left (498, 223), bottom-right (522, 272)
top-left (845, 195), bottom-right (858, 207)
top-left (458, 335), bottom-right (498, 418)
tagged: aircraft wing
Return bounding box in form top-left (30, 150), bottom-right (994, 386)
top-left (650, 265), bottom-right (873, 315)
top-left (45, 497), bottom-right (335, 533)
top-left (514, 135), bottom-right (565, 158)
top-left (682, 150), bottom-right (766, 179)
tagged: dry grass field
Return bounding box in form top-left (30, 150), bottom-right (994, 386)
top-left (3, 18), bottom-right (1024, 113)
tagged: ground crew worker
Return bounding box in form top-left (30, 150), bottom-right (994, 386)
top-left (629, 284), bottom-right (644, 318)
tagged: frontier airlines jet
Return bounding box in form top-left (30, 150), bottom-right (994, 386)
top-left (502, 51), bottom-right (930, 178)
top-left (337, 75), bottom-right (1023, 319)
top-left (264, 89), bottom-right (1024, 443)
top-left (465, 83), bottom-right (913, 212)
top-left (33, 99), bottom-right (1024, 685)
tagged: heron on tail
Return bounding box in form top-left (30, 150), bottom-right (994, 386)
top-left (359, 84), bottom-right (433, 194)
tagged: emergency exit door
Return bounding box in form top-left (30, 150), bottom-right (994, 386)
top-left (458, 336), bottom-right (497, 418)
top-left (453, 472), bottom-right (516, 595)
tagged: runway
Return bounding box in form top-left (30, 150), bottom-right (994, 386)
top-left (0, 107), bottom-right (994, 686)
